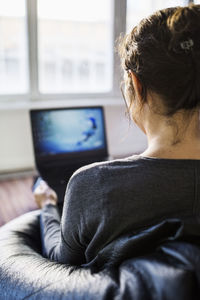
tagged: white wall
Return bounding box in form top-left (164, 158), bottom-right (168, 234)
top-left (0, 104), bottom-right (147, 174)
top-left (105, 105), bottom-right (147, 157)
top-left (0, 109), bottom-right (35, 172)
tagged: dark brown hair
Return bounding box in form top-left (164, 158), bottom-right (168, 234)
top-left (118, 4), bottom-right (200, 116)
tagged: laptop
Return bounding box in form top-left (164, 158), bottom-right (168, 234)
top-left (30, 106), bottom-right (109, 203)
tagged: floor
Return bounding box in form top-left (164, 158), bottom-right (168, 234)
top-left (0, 176), bottom-right (38, 226)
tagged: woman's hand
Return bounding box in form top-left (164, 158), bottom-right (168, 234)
top-left (34, 180), bottom-right (58, 208)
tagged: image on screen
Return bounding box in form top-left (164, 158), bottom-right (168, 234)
top-left (32, 108), bottom-right (106, 156)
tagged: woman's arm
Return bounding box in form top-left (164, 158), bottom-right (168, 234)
top-left (34, 179), bottom-right (86, 265)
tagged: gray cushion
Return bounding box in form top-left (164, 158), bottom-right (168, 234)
top-left (0, 210), bottom-right (200, 299)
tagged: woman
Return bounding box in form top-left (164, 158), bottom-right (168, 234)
top-left (34, 5), bottom-right (200, 269)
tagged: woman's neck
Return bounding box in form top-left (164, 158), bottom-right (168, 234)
top-left (141, 142), bottom-right (200, 159)
top-left (141, 110), bottom-right (200, 159)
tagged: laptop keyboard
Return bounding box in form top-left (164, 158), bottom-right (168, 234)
top-left (39, 157), bottom-right (109, 188)
top-left (40, 162), bottom-right (90, 184)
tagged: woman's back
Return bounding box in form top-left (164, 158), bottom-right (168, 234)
top-left (42, 155), bottom-right (200, 269)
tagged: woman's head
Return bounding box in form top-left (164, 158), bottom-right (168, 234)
top-left (118, 4), bottom-right (200, 120)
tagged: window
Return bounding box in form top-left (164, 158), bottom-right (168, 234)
top-left (0, 0), bottom-right (193, 101)
top-left (37, 0), bottom-right (112, 94)
top-left (126, 0), bottom-right (189, 32)
top-left (0, 0), bottom-right (28, 94)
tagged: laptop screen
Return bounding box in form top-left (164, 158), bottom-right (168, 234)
top-left (30, 106), bottom-right (108, 161)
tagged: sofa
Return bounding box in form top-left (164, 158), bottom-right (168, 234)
top-left (0, 210), bottom-right (200, 300)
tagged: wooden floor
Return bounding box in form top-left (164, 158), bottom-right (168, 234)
top-left (0, 176), bottom-right (38, 226)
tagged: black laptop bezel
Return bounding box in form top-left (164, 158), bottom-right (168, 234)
top-left (30, 106), bottom-right (108, 163)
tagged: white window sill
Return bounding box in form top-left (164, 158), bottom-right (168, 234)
top-left (0, 97), bottom-right (123, 111)
top-left (0, 168), bottom-right (38, 181)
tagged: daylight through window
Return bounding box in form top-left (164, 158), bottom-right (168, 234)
top-left (37, 0), bottom-right (113, 94)
top-left (0, 0), bottom-right (28, 94)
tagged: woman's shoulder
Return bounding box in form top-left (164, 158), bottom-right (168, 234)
top-left (69, 155), bottom-right (142, 183)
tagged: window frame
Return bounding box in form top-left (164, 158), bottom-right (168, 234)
top-left (0, 0), bottom-right (126, 102)
top-left (0, 0), bottom-right (192, 103)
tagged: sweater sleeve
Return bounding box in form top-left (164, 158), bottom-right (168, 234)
top-left (40, 169), bottom-right (91, 265)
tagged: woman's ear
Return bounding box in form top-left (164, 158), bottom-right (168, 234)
top-left (130, 71), bottom-right (143, 102)
top-left (129, 71), bottom-right (146, 134)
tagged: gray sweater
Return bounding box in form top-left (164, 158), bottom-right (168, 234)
top-left (41, 155), bottom-right (200, 267)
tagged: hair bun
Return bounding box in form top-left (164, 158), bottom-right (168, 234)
top-left (167, 5), bottom-right (200, 53)
top-left (168, 5), bottom-right (200, 33)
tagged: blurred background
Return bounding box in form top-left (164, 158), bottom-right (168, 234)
top-left (0, 0), bottom-right (194, 224)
